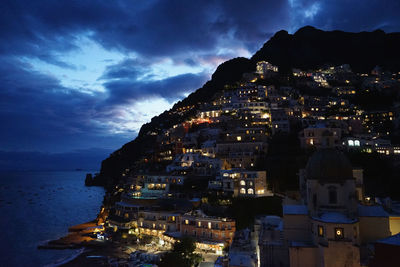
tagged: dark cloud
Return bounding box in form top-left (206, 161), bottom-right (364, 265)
top-left (0, 0), bottom-right (290, 61)
top-left (99, 58), bottom-right (153, 81)
top-left (0, 57), bottom-right (129, 152)
top-left (290, 0), bottom-right (400, 33)
top-left (103, 72), bottom-right (209, 105)
top-left (0, 55), bottom-right (205, 155)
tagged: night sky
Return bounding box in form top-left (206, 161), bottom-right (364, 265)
top-left (1, 0), bottom-right (400, 170)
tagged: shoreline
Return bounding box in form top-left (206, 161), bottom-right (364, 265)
top-left (39, 208), bottom-right (118, 266)
top-left (44, 248), bottom-right (86, 267)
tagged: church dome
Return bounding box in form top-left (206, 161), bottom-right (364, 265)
top-left (305, 148), bottom-right (353, 182)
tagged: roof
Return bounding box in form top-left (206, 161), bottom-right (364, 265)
top-left (262, 215), bottom-right (283, 230)
top-left (229, 253), bottom-right (255, 267)
top-left (283, 205), bottom-right (308, 215)
top-left (306, 148), bottom-right (354, 182)
top-left (358, 205), bottom-right (389, 217)
top-left (376, 233), bottom-right (400, 246)
top-left (312, 212), bottom-right (358, 224)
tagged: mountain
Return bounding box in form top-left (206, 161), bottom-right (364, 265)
top-left (252, 26), bottom-right (400, 73)
top-left (94, 26), bottom-right (400, 187)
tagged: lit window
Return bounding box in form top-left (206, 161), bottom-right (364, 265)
top-left (335, 228), bottom-right (344, 239)
top-left (348, 140), bottom-right (354, 146)
top-left (354, 140), bottom-right (360, 146)
top-left (318, 225), bottom-right (324, 237)
top-left (185, 220), bottom-right (189, 225)
top-left (208, 222), bottom-right (212, 229)
top-left (248, 188), bottom-right (254, 194)
top-left (198, 221), bottom-right (201, 227)
top-left (237, 136), bottom-right (242, 141)
top-left (240, 180), bottom-right (246, 186)
top-left (240, 188), bottom-right (246, 194)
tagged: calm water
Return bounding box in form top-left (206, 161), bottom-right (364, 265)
top-left (0, 171), bottom-right (105, 267)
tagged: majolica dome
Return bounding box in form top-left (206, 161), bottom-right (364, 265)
top-left (306, 148), bottom-right (354, 182)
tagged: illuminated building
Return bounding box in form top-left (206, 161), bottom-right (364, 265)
top-left (219, 170), bottom-right (272, 198)
top-left (299, 124), bottom-right (342, 148)
top-left (260, 149), bottom-right (394, 267)
top-left (180, 209), bottom-right (236, 253)
top-left (256, 61), bottom-right (279, 75)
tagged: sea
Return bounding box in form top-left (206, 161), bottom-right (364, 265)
top-left (0, 170), bottom-right (105, 267)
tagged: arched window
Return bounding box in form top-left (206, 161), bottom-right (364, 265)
top-left (248, 188), bottom-right (254, 194)
top-left (329, 187), bottom-right (337, 204)
top-left (240, 180), bottom-right (246, 186)
top-left (240, 188), bottom-right (246, 194)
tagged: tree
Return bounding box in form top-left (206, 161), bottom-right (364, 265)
top-left (160, 236), bottom-right (203, 267)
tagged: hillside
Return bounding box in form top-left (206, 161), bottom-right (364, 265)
top-left (94, 26), bottom-right (400, 187)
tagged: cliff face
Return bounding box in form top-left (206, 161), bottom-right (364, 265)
top-left (96, 26), bottom-right (400, 186)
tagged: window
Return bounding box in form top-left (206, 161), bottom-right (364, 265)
top-left (198, 221), bottom-right (201, 227)
top-left (335, 228), bottom-right (344, 239)
top-left (240, 180), bottom-right (246, 186)
top-left (185, 219), bottom-right (189, 225)
top-left (318, 225), bottom-right (324, 237)
top-left (208, 222), bottom-right (212, 229)
top-left (240, 188), bottom-right (246, 194)
top-left (248, 188), bottom-right (254, 194)
top-left (329, 187), bottom-right (337, 204)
